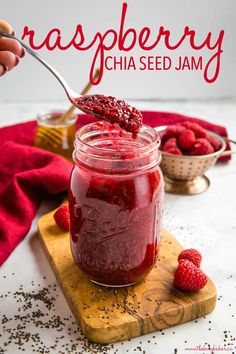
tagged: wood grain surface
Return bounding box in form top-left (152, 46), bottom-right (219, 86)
top-left (38, 210), bottom-right (217, 344)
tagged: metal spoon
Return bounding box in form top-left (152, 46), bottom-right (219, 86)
top-left (0, 27), bottom-right (143, 134)
top-left (0, 27), bottom-right (83, 106)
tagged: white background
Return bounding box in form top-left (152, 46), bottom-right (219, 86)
top-left (0, 0), bottom-right (236, 102)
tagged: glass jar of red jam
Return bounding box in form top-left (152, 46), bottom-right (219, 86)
top-left (69, 122), bottom-right (164, 286)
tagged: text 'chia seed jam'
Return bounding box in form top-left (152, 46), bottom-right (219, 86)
top-left (75, 95), bottom-right (143, 137)
top-left (68, 122), bottom-right (164, 286)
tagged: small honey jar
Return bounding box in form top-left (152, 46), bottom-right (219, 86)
top-left (34, 110), bottom-right (77, 161)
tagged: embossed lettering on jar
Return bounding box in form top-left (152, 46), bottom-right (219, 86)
top-left (69, 122), bottom-right (164, 286)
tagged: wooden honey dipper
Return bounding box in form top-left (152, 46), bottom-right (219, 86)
top-left (35, 69), bottom-right (100, 149)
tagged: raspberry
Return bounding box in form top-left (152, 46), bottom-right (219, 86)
top-left (159, 131), bottom-right (169, 146)
top-left (178, 129), bottom-right (196, 150)
top-left (178, 248), bottom-right (202, 268)
top-left (54, 204), bottom-right (70, 231)
top-left (163, 137), bottom-right (178, 151)
top-left (165, 147), bottom-right (182, 155)
top-left (180, 121), bottom-right (207, 138)
top-left (174, 259), bottom-right (208, 291)
top-left (161, 122), bottom-right (219, 156)
top-left (165, 125), bottom-right (186, 138)
top-left (191, 138), bottom-right (215, 155)
top-left (206, 135), bottom-right (222, 152)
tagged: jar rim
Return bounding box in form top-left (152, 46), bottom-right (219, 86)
top-left (74, 122), bottom-right (161, 160)
top-left (37, 109), bottom-right (77, 128)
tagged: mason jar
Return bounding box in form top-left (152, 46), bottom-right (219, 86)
top-left (69, 121), bottom-right (164, 286)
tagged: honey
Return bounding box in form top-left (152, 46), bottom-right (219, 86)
top-left (34, 110), bottom-right (77, 161)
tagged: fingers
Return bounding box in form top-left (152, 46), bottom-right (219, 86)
top-left (0, 64), bottom-right (8, 77)
top-left (0, 19), bottom-right (13, 34)
top-left (0, 51), bottom-right (18, 71)
top-left (0, 40), bottom-right (23, 76)
top-left (0, 37), bottom-right (23, 57)
top-left (0, 20), bottom-right (24, 76)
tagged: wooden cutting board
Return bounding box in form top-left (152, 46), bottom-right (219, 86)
top-left (38, 210), bottom-right (217, 344)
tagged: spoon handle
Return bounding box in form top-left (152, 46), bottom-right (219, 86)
top-left (0, 26), bottom-right (78, 101)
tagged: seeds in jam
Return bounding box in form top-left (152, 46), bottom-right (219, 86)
top-left (75, 94), bottom-right (143, 136)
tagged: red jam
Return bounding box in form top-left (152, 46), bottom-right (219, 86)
top-left (69, 122), bottom-right (164, 286)
top-left (75, 95), bottom-right (143, 136)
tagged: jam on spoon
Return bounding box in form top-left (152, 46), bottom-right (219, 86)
top-left (74, 94), bottom-right (143, 136)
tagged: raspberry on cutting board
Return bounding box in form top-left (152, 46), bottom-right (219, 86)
top-left (54, 204), bottom-right (70, 231)
top-left (178, 248), bottom-right (202, 268)
top-left (174, 259), bottom-right (208, 291)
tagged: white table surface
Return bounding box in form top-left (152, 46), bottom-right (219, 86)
top-left (0, 99), bottom-right (236, 354)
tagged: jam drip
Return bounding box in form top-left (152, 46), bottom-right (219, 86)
top-left (75, 95), bottom-right (143, 136)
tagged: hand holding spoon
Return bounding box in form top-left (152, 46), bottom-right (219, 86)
top-left (0, 27), bottom-right (142, 135)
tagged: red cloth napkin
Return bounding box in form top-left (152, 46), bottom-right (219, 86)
top-left (0, 112), bottom-right (230, 266)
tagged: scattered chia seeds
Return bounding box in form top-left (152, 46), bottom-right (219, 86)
top-left (0, 279), bottom-right (115, 354)
top-left (0, 276), bottom-right (162, 353)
